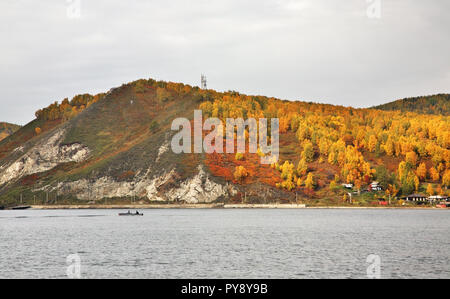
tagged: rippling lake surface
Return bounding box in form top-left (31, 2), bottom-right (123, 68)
top-left (0, 209), bottom-right (449, 279)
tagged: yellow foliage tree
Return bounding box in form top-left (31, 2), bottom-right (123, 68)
top-left (302, 141), bottom-right (315, 162)
top-left (429, 167), bottom-right (440, 181)
top-left (414, 176), bottom-right (420, 191)
top-left (296, 158), bottom-right (308, 177)
top-left (304, 173), bottom-right (316, 190)
top-left (383, 138), bottom-right (395, 156)
top-left (386, 184), bottom-right (399, 200)
top-left (426, 184), bottom-right (434, 196)
top-left (416, 163), bottom-right (427, 181)
top-left (233, 166), bottom-right (249, 182)
top-left (280, 161), bottom-right (294, 180)
top-left (443, 170), bottom-right (450, 188)
top-left (368, 135), bottom-right (378, 152)
top-left (235, 153), bottom-right (244, 161)
top-left (435, 185), bottom-right (443, 196)
top-left (405, 151), bottom-right (418, 166)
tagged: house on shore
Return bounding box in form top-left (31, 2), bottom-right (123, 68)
top-left (428, 195), bottom-right (449, 202)
top-left (342, 183), bottom-right (353, 189)
top-left (369, 181), bottom-right (382, 191)
top-left (403, 194), bottom-right (449, 205)
top-left (404, 194), bottom-right (428, 202)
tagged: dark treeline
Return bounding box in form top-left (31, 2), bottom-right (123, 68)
top-left (374, 94), bottom-right (450, 116)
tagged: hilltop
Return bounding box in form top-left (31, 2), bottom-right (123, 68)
top-left (0, 122), bottom-right (21, 142)
top-left (0, 78), bottom-right (448, 207)
top-left (373, 94), bottom-right (450, 116)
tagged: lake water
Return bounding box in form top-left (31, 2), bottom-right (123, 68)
top-left (0, 209), bottom-right (449, 279)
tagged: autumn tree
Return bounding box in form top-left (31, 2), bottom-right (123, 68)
top-left (341, 146), bottom-right (373, 185)
top-left (302, 141), bottom-right (315, 162)
top-left (329, 180), bottom-right (338, 191)
top-left (35, 93), bottom-right (104, 121)
top-left (281, 160), bottom-right (293, 176)
top-left (398, 161), bottom-right (418, 195)
top-left (426, 184), bottom-right (434, 196)
top-left (278, 161), bottom-right (296, 191)
top-left (235, 153), bottom-right (244, 161)
top-left (443, 170), bottom-right (450, 188)
top-left (296, 158), bottom-right (308, 177)
top-left (435, 185), bottom-right (443, 196)
top-left (368, 135), bottom-right (378, 152)
top-left (304, 173), bottom-right (316, 190)
top-left (383, 138), bottom-right (395, 156)
top-left (342, 193), bottom-right (348, 202)
top-left (416, 162), bottom-right (427, 181)
top-left (429, 167), bottom-right (440, 182)
top-left (375, 165), bottom-right (393, 190)
top-left (386, 184), bottom-right (399, 203)
top-left (234, 166), bottom-right (249, 182)
top-left (405, 151), bottom-right (418, 166)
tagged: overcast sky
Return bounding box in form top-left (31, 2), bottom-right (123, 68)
top-left (1, 0), bottom-right (449, 125)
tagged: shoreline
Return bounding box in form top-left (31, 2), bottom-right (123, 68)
top-left (22, 203), bottom-right (447, 210)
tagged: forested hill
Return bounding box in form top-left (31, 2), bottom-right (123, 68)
top-left (0, 78), bottom-right (449, 207)
top-left (373, 94), bottom-right (450, 116)
top-left (0, 122), bottom-right (21, 141)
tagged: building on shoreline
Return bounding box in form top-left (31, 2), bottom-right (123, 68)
top-left (428, 195), bottom-right (449, 202)
top-left (403, 194), bottom-right (449, 204)
top-left (403, 194), bottom-right (428, 202)
top-left (369, 181), bottom-right (382, 191)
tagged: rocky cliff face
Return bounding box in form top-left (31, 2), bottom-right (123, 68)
top-left (47, 165), bottom-right (236, 203)
top-left (0, 128), bottom-right (90, 186)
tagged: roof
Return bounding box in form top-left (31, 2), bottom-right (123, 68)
top-left (406, 194), bottom-right (427, 198)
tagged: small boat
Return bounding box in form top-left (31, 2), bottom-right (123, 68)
top-left (11, 206), bottom-right (31, 210)
top-left (118, 211), bottom-right (144, 216)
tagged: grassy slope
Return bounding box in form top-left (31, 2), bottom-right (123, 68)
top-left (61, 82), bottom-right (205, 180)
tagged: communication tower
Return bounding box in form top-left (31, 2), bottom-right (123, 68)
top-left (201, 74), bottom-right (207, 89)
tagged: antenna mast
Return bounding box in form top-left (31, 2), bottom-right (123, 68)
top-left (201, 74), bottom-right (207, 89)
